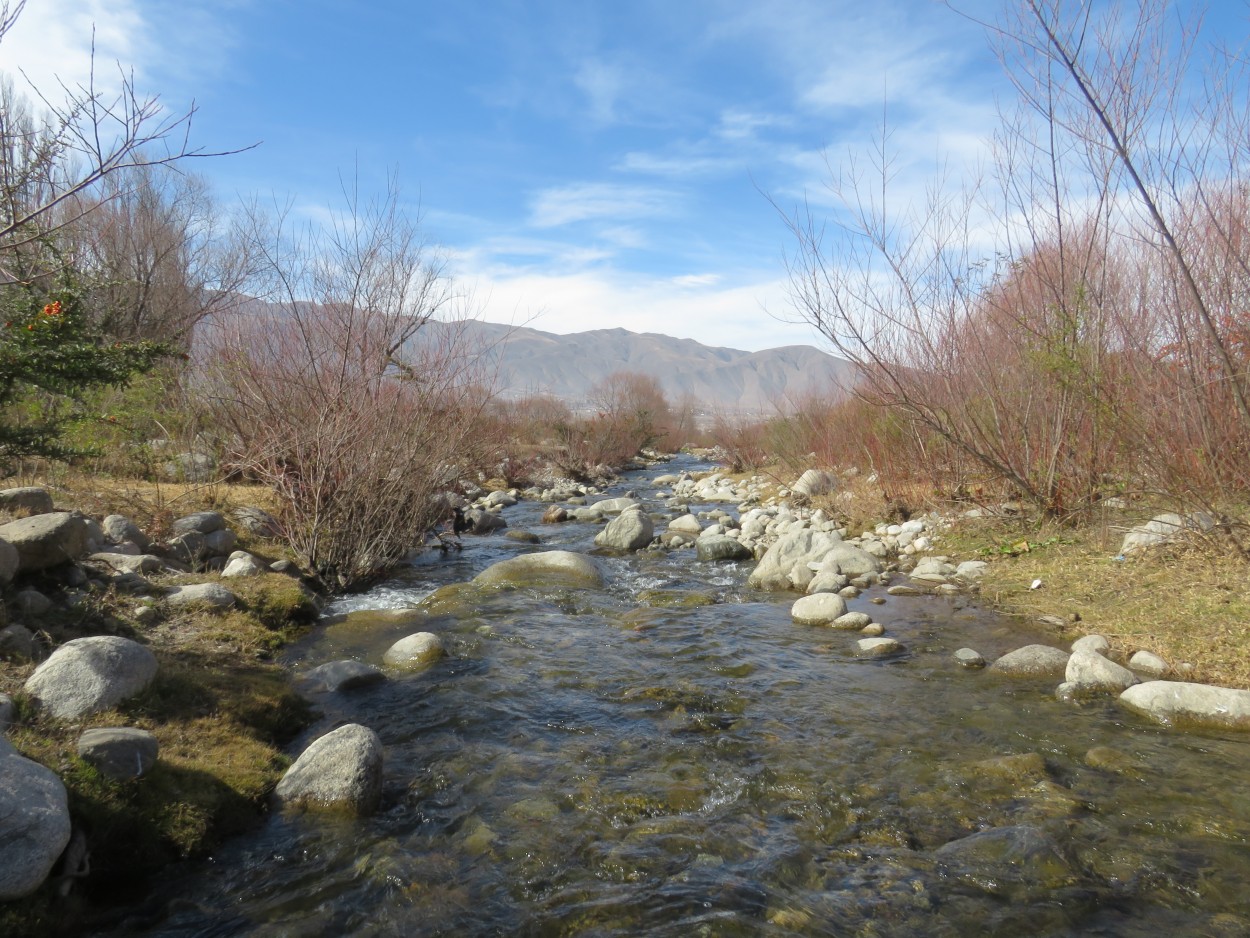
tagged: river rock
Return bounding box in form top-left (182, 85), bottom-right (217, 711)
top-left (594, 507), bottom-right (654, 551)
top-left (988, 644), bottom-right (1070, 678)
top-left (541, 505), bottom-right (568, 524)
top-left (591, 497), bottom-right (639, 514)
top-left (821, 544), bottom-right (883, 579)
top-left (383, 632), bottom-right (446, 669)
top-left (462, 508), bottom-right (507, 534)
top-left (955, 647), bottom-right (986, 668)
top-left (505, 530), bottom-right (541, 544)
top-left (304, 659), bottom-right (387, 692)
top-left (14, 588), bottom-right (51, 617)
top-left (1119, 681), bottom-right (1250, 730)
top-left (474, 551), bottom-right (605, 591)
top-left (274, 723), bottom-right (384, 816)
top-left (1071, 634), bottom-right (1110, 655)
top-left (483, 489), bottom-right (517, 509)
top-left (954, 560), bottom-right (989, 582)
top-left (221, 551), bottom-right (267, 577)
top-left (77, 727), bottom-right (159, 780)
top-left (1065, 650), bottom-right (1138, 694)
top-left (0, 512), bottom-right (89, 572)
top-left (88, 552), bottom-right (166, 575)
top-left (667, 514), bottom-right (703, 536)
top-left (1128, 650), bottom-right (1170, 677)
top-left (790, 593), bottom-right (848, 625)
top-left (935, 825), bottom-right (1076, 897)
top-left (0, 486), bottom-right (54, 516)
top-left (833, 611), bottom-right (872, 630)
top-left (748, 529), bottom-right (844, 591)
top-left (856, 636), bottom-right (901, 655)
top-left (1121, 511), bottom-right (1215, 554)
top-left (25, 636), bottom-right (158, 719)
top-left (164, 582), bottom-right (238, 609)
top-left (203, 528), bottom-right (238, 556)
top-left (0, 739), bottom-right (72, 900)
top-left (696, 534), bottom-right (753, 562)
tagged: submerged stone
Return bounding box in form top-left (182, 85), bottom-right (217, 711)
top-left (472, 551), bottom-right (605, 590)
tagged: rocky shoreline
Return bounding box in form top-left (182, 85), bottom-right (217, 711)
top-left (1, 463), bottom-right (1247, 914)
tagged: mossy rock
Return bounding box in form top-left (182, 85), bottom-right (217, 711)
top-left (636, 589), bottom-right (717, 609)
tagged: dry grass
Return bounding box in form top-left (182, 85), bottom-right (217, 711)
top-left (941, 515), bottom-right (1250, 689)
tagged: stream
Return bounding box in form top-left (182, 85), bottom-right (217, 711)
top-left (108, 455), bottom-right (1250, 936)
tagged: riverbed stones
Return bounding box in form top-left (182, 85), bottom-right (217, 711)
top-left (790, 593), bottom-right (848, 625)
top-left (590, 497), bottom-right (639, 514)
top-left (1119, 681), bottom-right (1250, 730)
top-left (856, 636), bottom-right (901, 656)
top-left (0, 738), bottom-right (72, 900)
top-left (24, 635), bottom-right (158, 719)
top-left (667, 513), bottom-right (702, 536)
top-left (274, 723), bottom-right (384, 816)
top-left (473, 550), bottom-right (605, 590)
top-left (1065, 650), bottom-right (1138, 695)
top-left (696, 534), bottom-right (753, 562)
top-left (462, 508), bottom-right (507, 535)
top-left (383, 632), bottom-right (446, 669)
top-left (0, 511), bottom-right (89, 572)
top-left (541, 505), bottom-right (568, 524)
top-left (833, 611), bottom-right (872, 630)
top-left (954, 560), bottom-right (989, 582)
top-left (304, 659), bottom-right (387, 692)
top-left (748, 529), bottom-right (844, 591)
top-left (1128, 649), bottom-right (1170, 677)
top-left (77, 727), bottom-right (159, 780)
top-left (164, 582), bottom-right (238, 610)
top-left (221, 551), bottom-right (267, 577)
top-left (988, 644), bottom-right (1070, 679)
top-left (171, 510), bottom-right (226, 536)
top-left (594, 506), bottom-right (654, 551)
top-left (934, 824), bottom-right (1077, 897)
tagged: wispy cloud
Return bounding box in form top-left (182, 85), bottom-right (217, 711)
top-left (574, 58), bottom-right (626, 124)
top-left (615, 151), bottom-right (734, 177)
top-left (716, 109), bottom-right (788, 141)
top-left (528, 181), bottom-right (679, 228)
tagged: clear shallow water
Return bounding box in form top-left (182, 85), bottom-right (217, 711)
top-left (105, 457), bottom-right (1250, 936)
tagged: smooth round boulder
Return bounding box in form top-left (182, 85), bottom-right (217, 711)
top-left (1065, 650), bottom-right (1138, 694)
top-left (383, 632), bottom-right (446, 669)
top-left (0, 486), bottom-right (54, 516)
top-left (696, 534), bottom-right (753, 562)
top-left (25, 636), bottom-right (158, 719)
top-left (1071, 634), bottom-right (1110, 655)
top-left (791, 593), bottom-right (848, 625)
top-left (102, 514), bottom-right (150, 549)
top-left (77, 727), bottom-right (159, 780)
top-left (0, 741), bottom-right (72, 900)
top-left (667, 514), bottom-right (703, 536)
top-left (472, 550), bottom-right (605, 590)
top-left (1128, 650), bottom-right (1170, 677)
top-left (0, 512), bottom-right (89, 572)
top-left (541, 505), bottom-right (568, 524)
top-left (954, 647), bottom-right (986, 669)
top-left (833, 611), bottom-right (872, 630)
top-left (221, 551), bottom-right (267, 578)
top-left (856, 636), bottom-right (901, 655)
top-left (274, 723), bottom-right (384, 816)
top-left (988, 645), bottom-right (1070, 679)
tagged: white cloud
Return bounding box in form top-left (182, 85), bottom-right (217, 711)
top-left (716, 109), bottom-right (787, 141)
top-left (615, 150), bottom-right (734, 176)
top-left (528, 181), bottom-right (679, 228)
top-left (574, 58), bottom-right (625, 124)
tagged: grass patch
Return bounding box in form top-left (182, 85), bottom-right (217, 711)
top-left (940, 513), bottom-right (1250, 689)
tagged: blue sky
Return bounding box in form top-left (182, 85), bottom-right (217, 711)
top-left (2, 0), bottom-right (1217, 351)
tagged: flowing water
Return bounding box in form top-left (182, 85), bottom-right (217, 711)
top-left (109, 456), bottom-right (1250, 936)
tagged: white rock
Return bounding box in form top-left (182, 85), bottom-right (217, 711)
top-left (274, 723), bottom-right (384, 815)
top-left (383, 632), bottom-right (446, 669)
top-left (1065, 650), bottom-right (1139, 694)
top-left (790, 593), bottom-right (848, 625)
top-left (0, 742), bottom-right (72, 899)
top-left (1071, 634), bottom-right (1110, 655)
top-left (24, 636), bottom-right (158, 720)
top-left (1119, 681), bottom-right (1250, 730)
top-left (856, 637), bottom-right (901, 655)
top-left (1128, 650), bottom-right (1170, 678)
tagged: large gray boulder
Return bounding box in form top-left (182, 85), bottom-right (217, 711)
top-left (77, 727), bottom-right (159, 780)
top-left (101, 514), bottom-right (149, 550)
top-left (748, 529), bottom-right (844, 591)
top-left (303, 660), bottom-right (387, 693)
top-left (171, 511), bottom-right (226, 536)
top-left (667, 514), bottom-right (703, 536)
top-left (1119, 681), bottom-right (1250, 730)
top-left (88, 552), bottom-right (166, 575)
top-left (988, 644), bottom-right (1070, 679)
top-left (0, 739), bottom-right (72, 900)
top-left (221, 551), bottom-right (267, 578)
top-left (594, 507), bottom-right (654, 551)
top-left (462, 508), bottom-right (507, 535)
top-left (590, 497), bottom-right (639, 514)
top-left (274, 723), bottom-right (384, 816)
top-left (816, 543), bottom-right (883, 579)
top-left (232, 506), bottom-right (282, 538)
top-left (0, 486), bottom-right (54, 516)
top-left (474, 551), bottom-right (605, 590)
top-left (25, 636), bottom-right (158, 719)
top-left (696, 534), bottom-right (753, 562)
top-left (0, 512), bottom-right (89, 572)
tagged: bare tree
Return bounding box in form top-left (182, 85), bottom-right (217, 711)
top-left (206, 179), bottom-right (494, 591)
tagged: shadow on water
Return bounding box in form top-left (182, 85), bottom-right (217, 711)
top-left (101, 455), bottom-right (1250, 937)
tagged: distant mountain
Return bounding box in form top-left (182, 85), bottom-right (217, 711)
top-left (454, 320), bottom-right (858, 416)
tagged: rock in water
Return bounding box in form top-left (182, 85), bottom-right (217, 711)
top-left (696, 534), bottom-right (753, 562)
top-left (790, 593), bottom-right (848, 625)
top-left (383, 632), bottom-right (446, 669)
top-left (275, 723), bottom-right (384, 816)
top-left (1119, 681), bottom-right (1250, 730)
top-left (988, 645), bottom-right (1070, 679)
top-left (472, 551), bottom-right (604, 590)
top-left (593, 507), bottom-right (654, 551)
